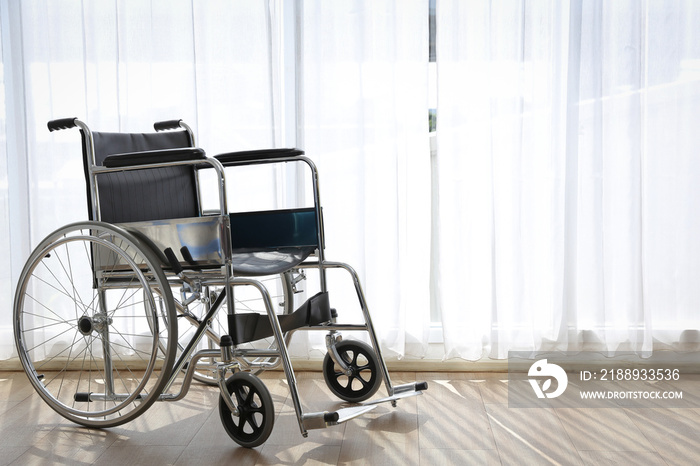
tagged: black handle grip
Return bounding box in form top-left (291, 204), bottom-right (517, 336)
top-left (47, 118), bottom-right (78, 132)
top-left (154, 120), bottom-right (183, 131)
top-left (164, 248), bottom-right (183, 274)
top-left (415, 381), bottom-right (428, 391)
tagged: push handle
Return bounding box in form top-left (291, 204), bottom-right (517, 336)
top-left (47, 118), bottom-right (78, 132)
top-left (154, 119), bottom-right (183, 132)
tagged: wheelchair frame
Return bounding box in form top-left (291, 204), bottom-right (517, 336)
top-left (13, 118), bottom-right (427, 447)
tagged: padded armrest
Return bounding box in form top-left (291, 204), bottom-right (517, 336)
top-left (215, 148), bottom-right (304, 165)
top-left (103, 147), bottom-right (206, 168)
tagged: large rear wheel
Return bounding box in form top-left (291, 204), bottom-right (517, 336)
top-left (13, 222), bottom-right (177, 427)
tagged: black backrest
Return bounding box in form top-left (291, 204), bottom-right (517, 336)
top-left (82, 129), bottom-right (200, 223)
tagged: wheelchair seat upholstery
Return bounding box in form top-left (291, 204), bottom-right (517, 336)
top-left (85, 130), bottom-right (200, 223)
top-left (83, 126), bottom-right (319, 275)
top-left (230, 248), bottom-right (315, 276)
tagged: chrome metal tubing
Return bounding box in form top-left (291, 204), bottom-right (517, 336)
top-left (160, 349), bottom-right (218, 401)
top-left (300, 155), bottom-right (328, 294)
top-left (162, 288), bottom-right (227, 394)
top-left (177, 120), bottom-right (196, 149)
top-left (325, 331), bottom-right (350, 374)
top-left (94, 239), bottom-right (156, 401)
top-left (306, 260), bottom-right (395, 396)
top-left (392, 382), bottom-right (424, 395)
top-left (217, 154), bottom-right (328, 293)
top-left (158, 349), bottom-right (221, 402)
top-left (238, 355), bottom-right (281, 371)
top-left (233, 348), bottom-right (282, 358)
top-left (232, 276), bottom-right (308, 437)
top-left (73, 119), bottom-right (100, 220)
top-left (175, 303), bottom-right (222, 346)
top-left (92, 157), bottom-right (228, 217)
top-left (97, 290), bottom-right (115, 398)
top-left (217, 364), bottom-right (239, 415)
top-left (72, 118), bottom-right (230, 221)
top-left (302, 324), bottom-right (369, 332)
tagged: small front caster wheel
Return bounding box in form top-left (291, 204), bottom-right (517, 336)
top-left (219, 371), bottom-right (274, 448)
top-left (323, 339), bottom-right (382, 403)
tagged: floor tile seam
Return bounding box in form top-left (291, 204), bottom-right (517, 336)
top-left (5, 445), bottom-right (32, 466)
top-left (176, 401), bottom-right (218, 465)
top-left (476, 389), bottom-right (500, 459)
top-left (549, 406), bottom-right (593, 462)
top-left (485, 403), bottom-right (579, 463)
top-left (551, 407), bottom-right (660, 463)
top-left (621, 407), bottom-right (678, 463)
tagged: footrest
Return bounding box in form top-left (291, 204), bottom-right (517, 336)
top-left (302, 405), bottom-right (377, 430)
top-left (394, 381), bottom-right (428, 394)
top-left (334, 405), bottom-right (377, 424)
top-left (74, 392), bottom-right (144, 403)
top-left (364, 381), bottom-right (428, 406)
top-left (74, 392), bottom-right (92, 402)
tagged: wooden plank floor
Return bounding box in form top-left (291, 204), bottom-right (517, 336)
top-left (1, 370), bottom-right (699, 465)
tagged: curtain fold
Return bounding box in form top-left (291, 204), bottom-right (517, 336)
top-left (0, 0), bottom-right (277, 361)
top-left (0, 9), bottom-right (11, 360)
top-left (297, 0), bottom-right (431, 359)
top-left (436, 0), bottom-right (700, 360)
top-left (2, 1), bottom-right (699, 364)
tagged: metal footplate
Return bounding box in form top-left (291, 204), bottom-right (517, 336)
top-left (74, 392), bottom-right (144, 402)
top-left (301, 381), bottom-right (428, 431)
top-left (365, 381), bottom-right (429, 406)
top-left (302, 405), bottom-right (377, 430)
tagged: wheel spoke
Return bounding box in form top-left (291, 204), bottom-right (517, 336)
top-left (349, 374), bottom-right (368, 389)
top-left (15, 223), bottom-right (176, 427)
top-left (234, 386), bottom-right (247, 406)
top-left (246, 413), bottom-right (261, 432)
top-left (244, 386), bottom-right (256, 406)
top-left (236, 417), bottom-right (246, 436)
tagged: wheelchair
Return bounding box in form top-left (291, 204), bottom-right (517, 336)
top-left (13, 118), bottom-right (427, 448)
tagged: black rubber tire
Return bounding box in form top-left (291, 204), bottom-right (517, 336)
top-left (13, 222), bottom-right (177, 428)
top-left (323, 339), bottom-right (382, 403)
top-left (219, 371), bottom-right (275, 448)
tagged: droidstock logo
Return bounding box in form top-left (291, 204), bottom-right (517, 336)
top-left (528, 359), bottom-right (568, 399)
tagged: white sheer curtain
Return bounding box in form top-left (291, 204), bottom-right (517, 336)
top-left (1, 0), bottom-right (431, 363)
top-left (3, 0), bottom-right (700, 365)
top-left (436, 0), bottom-right (700, 360)
top-left (297, 0), bottom-right (432, 359)
top-left (0, 0), bottom-right (277, 360)
top-left (0, 8), bottom-right (11, 360)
